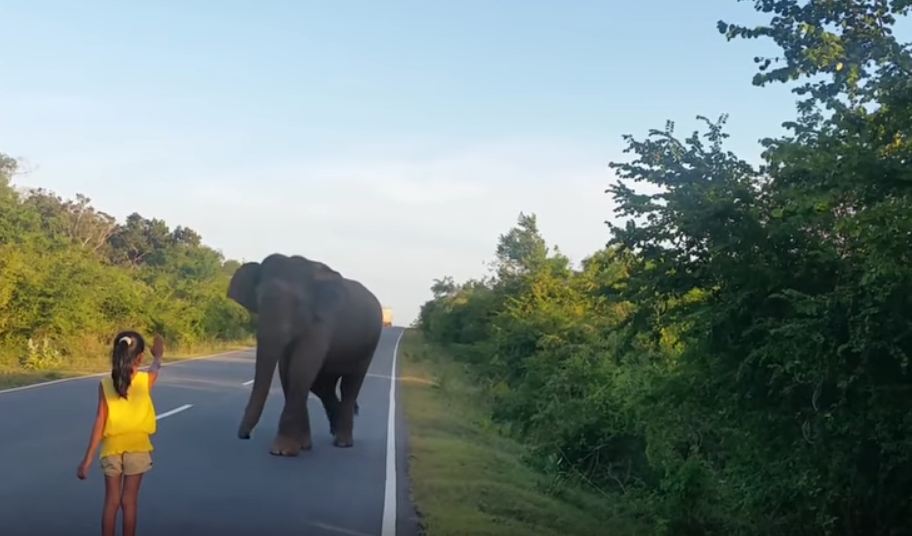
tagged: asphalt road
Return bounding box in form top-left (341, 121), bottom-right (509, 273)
top-left (0, 327), bottom-right (419, 536)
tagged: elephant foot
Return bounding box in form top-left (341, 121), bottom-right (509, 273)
top-left (238, 425), bottom-right (252, 440)
top-left (269, 435), bottom-right (306, 456)
top-left (333, 437), bottom-right (354, 448)
top-left (269, 448), bottom-right (300, 457)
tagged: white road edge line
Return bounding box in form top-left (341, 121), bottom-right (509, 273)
top-left (0, 348), bottom-right (253, 395)
top-left (242, 380), bottom-right (254, 386)
top-left (381, 329), bottom-right (405, 536)
top-left (156, 404), bottom-right (193, 420)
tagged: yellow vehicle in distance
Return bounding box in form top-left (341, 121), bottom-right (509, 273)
top-left (382, 307), bottom-right (393, 327)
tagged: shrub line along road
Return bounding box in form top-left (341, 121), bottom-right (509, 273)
top-left (0, 327), bottom-right (419, 536)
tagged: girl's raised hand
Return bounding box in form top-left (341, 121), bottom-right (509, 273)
top-left (149, 334), bottom-right (165, 385)
top-left (152, 334), bottom-right (164, 359)
top-left (77, 460), bottom-right (90, 480)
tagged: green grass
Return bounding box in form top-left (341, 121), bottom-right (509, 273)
top-left (400, 329), bottom-right (641, 536)
top-left (0, 338), bottom-right (254, 390)
top-left (0, 369), bottom-right (70, 389)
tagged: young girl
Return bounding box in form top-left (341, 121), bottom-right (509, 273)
top-left (77, 331), bottom-right (164, 536)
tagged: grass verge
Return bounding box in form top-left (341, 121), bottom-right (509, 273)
top-left (400, 329), bottom-right (641, 536)
top-left (0, 339), bottom-right (254, 390)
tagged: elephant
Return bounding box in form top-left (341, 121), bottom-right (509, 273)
top-left (228, 253), bottom-right (383, 456)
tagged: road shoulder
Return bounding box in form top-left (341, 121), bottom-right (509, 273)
top-left (399, 330), bottom-right (640, 536)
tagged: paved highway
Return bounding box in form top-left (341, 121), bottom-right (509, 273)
top-left (0, 327), bottom-right (419, 536)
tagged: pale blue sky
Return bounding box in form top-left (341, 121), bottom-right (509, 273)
top-left (2, 1), bottom-right (809, 324)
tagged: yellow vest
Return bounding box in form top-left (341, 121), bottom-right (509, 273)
top-left (100, 371), bottom-right (156, 458)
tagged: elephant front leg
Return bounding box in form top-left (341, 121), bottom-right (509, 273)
top-left (271, 344), bottom-right (323, 456)
top-left (272, 381), bottom-right (312, 456)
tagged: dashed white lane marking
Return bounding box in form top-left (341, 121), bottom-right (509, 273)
top-left (308, 522), bottom-right (374, 536)
top-left (242, 380), bottom-right (317, 400)
top-left (381, 330), bottom-right (405, 536)
top-left (156, 404), bottom-right (193, 420)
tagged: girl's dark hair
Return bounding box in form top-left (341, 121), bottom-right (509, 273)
top-left (111, 331), bottom-right (145, 398)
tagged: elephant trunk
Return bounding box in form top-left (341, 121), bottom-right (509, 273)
top-left (238, 335), bottom-right (282, 439)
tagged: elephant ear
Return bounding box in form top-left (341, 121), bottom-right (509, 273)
top-left (311, 262), bottom-right (345, 321)
top-left (228, 262), bottom-right (261, 312)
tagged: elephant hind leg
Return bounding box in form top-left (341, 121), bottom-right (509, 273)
top-left (335, 369), bottom-right (367, 448)
top-left (311, 372), bottom-right (341, 436)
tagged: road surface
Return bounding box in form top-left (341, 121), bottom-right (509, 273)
top-left (0, 327), bottom-right (419, 536)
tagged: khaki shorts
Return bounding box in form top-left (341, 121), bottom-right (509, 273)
top-left (100, 452), bottom-right (152, 477)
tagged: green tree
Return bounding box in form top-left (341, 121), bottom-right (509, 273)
top-left (21, 190), bottom-right (116, 255)
top-left (107, 213), bottom-right (173, 268)
top-left (495, 212), bottom-right (549, 279)
top-left (603, 1), bottom-right (912, 532)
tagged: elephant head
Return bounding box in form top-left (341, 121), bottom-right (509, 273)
top-left (228, 253), bottom-right (345, 437)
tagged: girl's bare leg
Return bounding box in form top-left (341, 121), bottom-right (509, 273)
top-left (102, 475), bottom-right (122, 536)
top-left (121, 474), bottom-right (144, 536)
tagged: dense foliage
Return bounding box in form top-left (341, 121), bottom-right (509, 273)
top-left (0, 157), bottom-right (252, 369)
top-left (419, 1), bottom-right (912, 534)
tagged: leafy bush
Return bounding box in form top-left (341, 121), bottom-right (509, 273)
top-left (21, 336), bottom-right (62, 370)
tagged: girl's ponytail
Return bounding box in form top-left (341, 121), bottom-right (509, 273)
top-left (111, 331), bottom-right (145, 398)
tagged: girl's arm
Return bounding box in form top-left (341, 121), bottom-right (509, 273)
top-left (148, 334), bottom-right (164, 388)
top-left (77, 384), bottom-right (107, 480)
